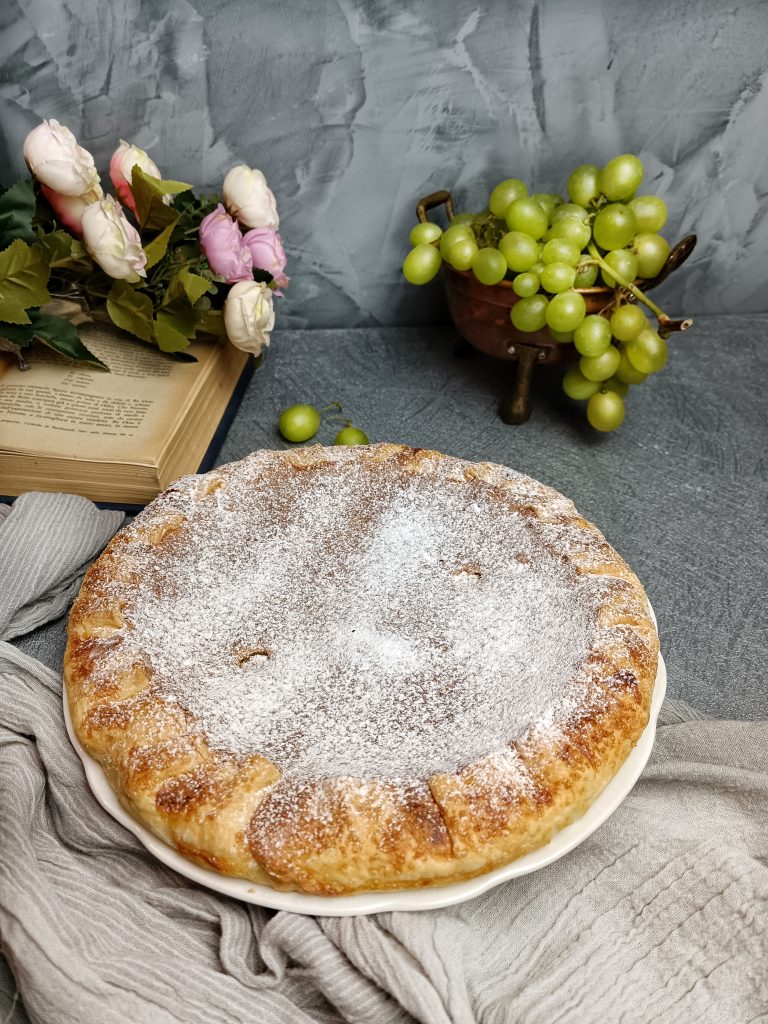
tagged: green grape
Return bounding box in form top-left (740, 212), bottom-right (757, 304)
top-left (573, 263), bottom-right (599, 289)
top-left (610, 304), bottom-right (646, 342)
top-left (334, 426), bottom-right (369, 445)
top-left (633, 233), bottom-right (670, 279)
top-left (601, 249), bottom-right (639, 288)
top-left (532, 192), bottom-right (557, 219)
top-left (540, 262), bottom-right (576, 294)
top-left (499, 231), bottom-right (539, 272)
top-left (562, 367), bottom-right (600, 400)
top-left (511, 294), bottom-right (549, 332)
top-left (551, 202), bottom-right (589, 224)
top-left (592, 204), bottom-right (637, 250)
top-left (409, 222), bottom-right (442, 246)
top-left (278, 403), bottom-right (321, 442)
top-left (604, 377), bottom-right (629, 397)
top-left (587, 390), bottom-right (625, 431)
top-left (545, 290), bottom-right (587, 332)
top-left (505, 197), bottom-right (548, 239)
top-left (530, 260), bottom-right (545, 275)
top-left (403, 244), bottom-right (442, 284)
top-left (512, 272), bottom-right (540, 297)
top-left (615, 348), bottom-right (648, 384)
top-left (548, 328), bottom-right (574, 343)
top-left (471, 247), bottom-right (507, 285)
top-left (489, 178), bottom-right (528, 217)
top-left (445, 237), bottom-right (478, 271)
top-left (549, 217), bottom-right (592, 250)
top-left (439, 224), bottom-right (474, 259)
top-left (573, 314), bottom-right (611, 356)
top-left (567, 163), bottom-right (601, 207)
top-left (597, 154), bottom-right (644, 201)
top-left (626, 327), bottom-right (669, 373)
top-left (580, 345), bottom-right (621, 381)
top-left (542, 238), bottom-right (581, 266)
top-left (628, 196), bottom-right (667, 233)
top-left (451, 212), bottom-right (476, 225)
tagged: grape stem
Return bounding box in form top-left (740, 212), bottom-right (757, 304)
top-left (585, 242), bottom-right (680, 330)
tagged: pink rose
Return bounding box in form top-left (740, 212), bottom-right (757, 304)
top-left (199, 204), bottom-right (252, 283)
top-left (242, 228), bottom-right (289, 288)
top-left (41, 182), bottom-right (103, 234)
top-left (109, 140), bottom-right (165, 215)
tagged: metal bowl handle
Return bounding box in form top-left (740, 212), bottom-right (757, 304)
top-left (416, 190), bottom-right (456, 224)
top-left (641, 234), bottom-right (697, 291)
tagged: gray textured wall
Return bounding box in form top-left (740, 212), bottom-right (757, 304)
top-left (2, 0), bottom-right (767, 327)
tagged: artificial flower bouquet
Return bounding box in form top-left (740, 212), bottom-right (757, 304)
top-left (0, 119), bottom-right (288, 370)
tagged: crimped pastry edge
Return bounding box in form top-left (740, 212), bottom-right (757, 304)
top-left (64, 444), bottom-right (658, 895)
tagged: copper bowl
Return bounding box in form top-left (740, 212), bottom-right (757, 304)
top-left (442, 264), bottom-right (613, 365)
top-left (416, 189), bottom-right (696, 423)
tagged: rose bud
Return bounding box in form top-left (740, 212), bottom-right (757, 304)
top-left (242, 228), bottom-right (289, 288)
top-left (199, 204), bottom-right (253, 283)
top-left (109, 140), bottom-right (168, 215)
top-left (23, 119), bottom-right (101, 196)
top-left (40, 182), bottom-right (104, 234)
top-left (81, 196), bottom-right (147, 281)
top-left (223, 280), bottom-right (275, 356)
top-left (222, 165), bottom-right (279, 229)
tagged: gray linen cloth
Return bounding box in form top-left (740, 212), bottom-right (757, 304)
top-left (1, 494), bottom-right (767, 1024)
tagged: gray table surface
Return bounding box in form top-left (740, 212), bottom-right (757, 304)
top-left (12, 315), bottom-right (768, 719)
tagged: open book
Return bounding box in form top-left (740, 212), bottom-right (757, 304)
top-left (0, 326), bottom-right (251, 506)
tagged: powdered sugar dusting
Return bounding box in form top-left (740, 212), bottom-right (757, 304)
top-left (100, 446), bottom-right (616, 781)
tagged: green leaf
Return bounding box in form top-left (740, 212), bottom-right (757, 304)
top-left (36, 229), bottom-right (87, 267)
top-left (0, 309), bottom-right (107, 368)
top-left (0, 181), bottom-right (37, 246)
top-left (132, 166), bottom-right (190, 231)
top-left (0, 239), bottom-right (51, 324)
top-left (159, 276), bottom-right (199, 330)
top-left (154, 317), bottom-right (191, 352)
top-left (196, 309), bottom-right (226, 337)
top-left (143, 220), bottom-right (177, 269)
top-left (176, 269), bottom-right (211, 305)
top-left (106, 280), bottom-right (154, 343)
top-left (0, 323), bottom-right (33, 348)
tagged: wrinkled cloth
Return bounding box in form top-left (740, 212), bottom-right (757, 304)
top-left (0, 492), bottom-right (123, 641)
top-left (1, 494), bottom-right (767, 1024)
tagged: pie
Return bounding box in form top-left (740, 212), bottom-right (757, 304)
top-left (64, 444), bottom-right (658, 895)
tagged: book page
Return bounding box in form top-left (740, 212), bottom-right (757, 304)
top-left (0, 326), bottom-right (220, 465)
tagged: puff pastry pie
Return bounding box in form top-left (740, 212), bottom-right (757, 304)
top-left (65, 444), bottom-right (658, 894)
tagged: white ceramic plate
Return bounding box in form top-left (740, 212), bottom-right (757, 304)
top-left (64, 624), bottom-right (666, 917)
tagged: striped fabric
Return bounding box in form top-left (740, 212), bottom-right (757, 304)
top-left (1, 494), bottom-right (767, 1024)
top-left (0, 492), bottom-right (123, 641)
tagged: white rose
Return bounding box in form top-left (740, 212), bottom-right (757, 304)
top-left (81, 196), bottom-right (147, 282)
top-left (222, 165), bottom-right (279, 229)
top-left (23, 119), bottom-right (101, 197)
top-left (223, 280), bottom-right (275, 356)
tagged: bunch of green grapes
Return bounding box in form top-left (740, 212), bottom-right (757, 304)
top-left (402, 154), bottom-right (676, 432)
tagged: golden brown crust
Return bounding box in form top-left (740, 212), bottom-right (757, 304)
top-left (64, 444), bottom-right (658, 895)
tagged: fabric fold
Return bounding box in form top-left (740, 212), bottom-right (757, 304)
top-left (0, 493), bottom-right (123, 642)
top-left (1, 494), bottom-right (767, 1023)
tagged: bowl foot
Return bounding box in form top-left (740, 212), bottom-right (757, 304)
top-left (499, 344), bottom-right (542, 425)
